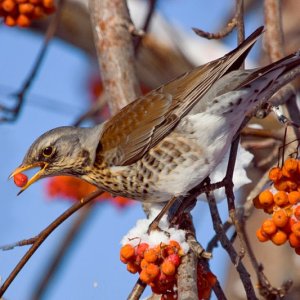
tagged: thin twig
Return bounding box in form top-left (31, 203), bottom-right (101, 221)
top-left (192, 19), bottom-right (236, 40)
top-left (127, 279), bottom-right (147, 300)
top-left (134, 0), bottom-right (157, 53)
top-left (235, 0), bottom-right (245, 47)
top-left (206, 221), bottom-right (233, 253)
top-left (206, 191), bottom-right (258, 299)
top-left (0, 189), bottom-right (103, 297)
top-left (0, 238), bottom-right (37, 251)
top-left (0, 0), bottom-right (65, 123)
top-left (192, 16), bottom-right (236, 40)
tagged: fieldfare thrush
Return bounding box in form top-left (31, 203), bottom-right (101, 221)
top-left (10, 27), bottom-right (300, 203)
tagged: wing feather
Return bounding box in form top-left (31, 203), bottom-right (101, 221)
top-left (99, 27), bottom-right (264, 166)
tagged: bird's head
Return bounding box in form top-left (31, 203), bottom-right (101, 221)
top-left (10, 125), bottom-right (104, 195)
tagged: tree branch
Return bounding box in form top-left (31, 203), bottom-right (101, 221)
top-left (88, 0), bottom-right (141, 114)
top-left (264, 0), bottom-right (300, 140)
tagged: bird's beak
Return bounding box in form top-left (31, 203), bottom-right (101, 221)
top-left (9, 162), bottom-right (48, 195)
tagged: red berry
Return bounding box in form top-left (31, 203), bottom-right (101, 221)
top-left (14, 173), bottom-right (28, 187)
top-left (136, 243), bottom-right (149, 257)
top-left (161, 260), bottom-right (176, 276)
top-left (17, 14), bottom-right (31, 27)
top-left (271, 230), bottom-right (287, 245)
top-left (258, 190), bottom-right (274, 207)
top-left (294, 206), bottom-right (300, 220)
top-left (256, 228), bottom-right (269, 242)
top-left (167, 254), bottom-right (181, 267)
top-left (120, 244), bottom-right (135, 261)
top-left (144, 248), bottom-right (158, 263)
top-left (292, 222), bottom-right (300, 238)
top-left (289, 233), bottom-right (300, 248)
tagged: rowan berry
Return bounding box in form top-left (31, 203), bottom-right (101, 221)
top-left (283, 158), bottom-right (298, 177)
top-left (145, 263), bottom-right (160, 279)
top-left (120, 244), bottom-right (135, 261)
top-left (271, 230), bottom-right (287, 245)
top-left (288, 191), bottom-right (300, 205)
top-left (5, 15), bottom-right (16, 26)
top-left (272, 209), bottom-right (288, 228)
top-left (274, 179), bottom-right (289, 192)
top-left (294, 206), bottom-right (300, 220)
top-left (269, 167), bottom-right (282, 182)
top-left (17, 14), bottom-right (31, 27)
top-left (2, 0), bottom-right (15, 12)
top-left (136, 243), bottom-right (149, 257)
top-left (256, 228), bottom-right (269, 242)
top-left (140, 269), bottom-right (153, 284)
top-left (273, 191), bottom-right (289, 207)
top-left (289, 233), bottom-right (300, 248)
top-left (19, 3), bottom-right (34, 14)
top-left (167, 254), bottom-right (180, 267)
top-left (13, 173), bottom-right (28, 187)
top-left (262, 219), bottom-right (277, 235)
top-left (144, 248), bottom-right (158, 263)
top-left (292, 222), bottom-right (300, 238)
top-left (161, 260), bottom-right (176, 276)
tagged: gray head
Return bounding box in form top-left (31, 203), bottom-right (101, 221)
top-left (10, 124), bottom-right (105, 194)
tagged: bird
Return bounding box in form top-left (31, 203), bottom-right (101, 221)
top-left (10, 26), bottom-right (300, 203)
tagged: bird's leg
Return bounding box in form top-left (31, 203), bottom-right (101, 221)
top-left (147, 196), bottom-right (178, 233)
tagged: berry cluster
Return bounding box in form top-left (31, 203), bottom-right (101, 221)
top-left (254, 158), bottom-right (300, 254)
top-left (120, 241), bottom-right (183, 299)
top-left (0, 0), bottom-right (55, 27)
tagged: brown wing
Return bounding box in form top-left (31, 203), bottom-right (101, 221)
top-left (100, 91), bottom-right (175, 165)
top-left (100, 27), bottom-right (264, 166)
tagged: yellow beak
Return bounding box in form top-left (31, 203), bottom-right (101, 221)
top-left (9, 162), bottom-right (48, 195)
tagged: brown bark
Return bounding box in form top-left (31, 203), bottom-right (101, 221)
top-left (89, 0), bottom-right (141, 114)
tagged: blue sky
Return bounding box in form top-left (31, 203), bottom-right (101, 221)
top-left (0, 1), bottom-right (263, 299)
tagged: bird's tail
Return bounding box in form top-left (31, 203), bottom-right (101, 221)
top-left (237, 50), bottom-right (300, 93)
top-left (226, 49), bottom-right (300, 118)
top-left (205, 50), bottom-right (300, 118)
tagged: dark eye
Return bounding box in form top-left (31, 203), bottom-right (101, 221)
top-left (42, 146), bottom-right (54, 157)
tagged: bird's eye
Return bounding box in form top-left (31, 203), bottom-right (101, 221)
top-left (42, 146), bottom-right (54, 157)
